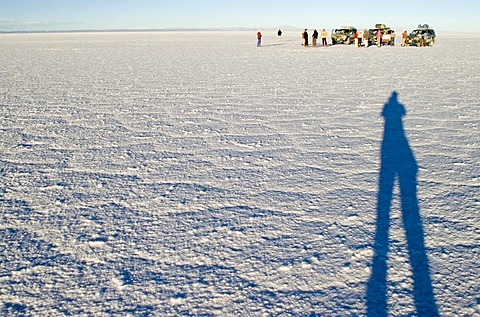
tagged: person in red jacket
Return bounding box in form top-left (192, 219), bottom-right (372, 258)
top-left (257, 30), bottom-right (262, 47)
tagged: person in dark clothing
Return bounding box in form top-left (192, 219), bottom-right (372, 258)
top-left (312, 29), bottom-right (318, 47)
top-left (303, 29), bottom-right (309, 47)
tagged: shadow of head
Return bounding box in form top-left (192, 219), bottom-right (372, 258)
top-left (382, 91), bottom-right (406, 120)
top-left (380, 91), bottom-right (417, 172)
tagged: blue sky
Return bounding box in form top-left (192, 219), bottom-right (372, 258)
top-left (0, 0), bottom-right (478, 32)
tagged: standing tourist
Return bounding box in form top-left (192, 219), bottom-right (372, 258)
top-left (303, 29), bottom-right (309, 47)
top-left (321, 29), bottom-right (328, 46)
top-left (354, 31), bottom-right (360, 47)
top-left (312, 29), bottom-right (318, 47)
top-left (277, 29), bottom-right (283, 41)
top-left (417, 32), bottom-right (423, 47)
top-left (363, 28), bottom-right (369, 47)
top-left (401, 30), bottom-right (408, 46)
top-left (376, 29), bottom-right (383, 47)
top-left (257, 30), bottom-right (262, 47)
top-left (422, 32), bottom-right (428, 47)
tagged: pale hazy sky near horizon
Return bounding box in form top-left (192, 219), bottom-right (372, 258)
top-left (0, 0), bottom-right (478, 32)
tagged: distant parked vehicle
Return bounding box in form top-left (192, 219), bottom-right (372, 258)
top-left (368, 24), bottom-right (395, 46)
top-left (405, 24), bottom-right (436, 46)
top-left (331, 26), bottom-right (357, 45)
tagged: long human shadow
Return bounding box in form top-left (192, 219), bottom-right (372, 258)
top-left (366, 92), bottom-right (439, 316)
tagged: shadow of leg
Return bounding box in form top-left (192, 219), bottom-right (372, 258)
top-left (367, 170), bottom-right (395, 317)
top-left (399, 171), bottom-right (439, 316)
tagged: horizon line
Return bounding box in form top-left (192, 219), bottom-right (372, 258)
top-left (0, 26), bottom-right (301, 35)
top-left (0, 27), bottom-right (475, 35)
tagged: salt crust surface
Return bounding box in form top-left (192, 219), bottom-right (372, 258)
top-left (0, 31), bottom-right (478, 316)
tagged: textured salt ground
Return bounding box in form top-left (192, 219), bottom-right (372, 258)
top-left (0, 31), bottom-right (478, 316)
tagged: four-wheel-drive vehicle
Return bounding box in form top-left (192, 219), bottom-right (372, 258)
top-left (331, 26), bottom-right (357, 45)
top-left (368, 23), bottom-right (395, 46)
top-left (405, 24), bottom-right (436, 46)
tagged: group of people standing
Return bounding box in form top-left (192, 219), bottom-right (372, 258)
top-left (256, 28), bottom-right (393, 48)
top-left (353, 29), bottom-right (384, 48)
top-left (301, 29), bottom-right (328, 47)
top-left (257, 29), bottom-right (330, 48)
